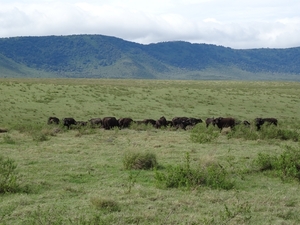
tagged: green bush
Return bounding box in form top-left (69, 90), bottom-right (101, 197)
top-left (155, 152), bottom-right (234, 190)
top-left (227, 124), bottom-right (299, 142)
top-left (0, 155), bottom-right (19, 193)
top-left (90, 197), bottom-right (120, 212)
top-left (227, 125), bottom-right (258, 140)
top-left (2, 135), bottom-right (16, 144)
top-left (190, 125), bottom-right (219, 143)
top-left (255, 146), bottom-right (300, 181)
top-left (123, 151), bottom-right (157, 170)
top-left (255, 153), bottom-right (274, 171)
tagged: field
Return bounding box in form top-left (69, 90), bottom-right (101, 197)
top-left (1, 78), bottom-right (300, 225)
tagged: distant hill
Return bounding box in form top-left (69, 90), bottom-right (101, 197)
top-left (0, 34), bottom-right (299, 80)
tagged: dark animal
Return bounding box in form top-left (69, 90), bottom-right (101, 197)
top-left (118, 117), bottom-right (133, 129)
top-left (77, 121), bottom-right (88, 126)
top-left (205, 117), bottom-right (215, 128)
top-left (172, 117), bottom-right (189, 129)
top-left (255, 118), bottom-right (278, 130)
top-left (63, 117), bottom-right (77, 129)
top-left (166, 120), bottom-right (173, 127)
top-left (155, 116), bottom-right (167, 128)
top-left (213, 117), bottom-right (236, 132)
top-left (102, 117), bottom-right (119, 130)
top-left (0, 128), bottom-right (8, 133)
top-left (243, 120), bottom-right (251, 126)
top-left (141, 119), bottom-right (157, 126)
top-left (171, 117), bottom-right (202, 130)
top-left (89, 118), bottom-right (102, 127)
top-left (187, 117), bottom-right (203, 126)
top-left (47, 116), bottom-right (60, 125)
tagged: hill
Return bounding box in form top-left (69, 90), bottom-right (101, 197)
top-left (0, 34), bottom-right (299, 80)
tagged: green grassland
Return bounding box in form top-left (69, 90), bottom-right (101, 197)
top-left (1, 78), bottom-right (300, 224)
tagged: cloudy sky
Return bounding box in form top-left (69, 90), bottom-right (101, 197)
top-left (1, 0), bottom-right (300, 49)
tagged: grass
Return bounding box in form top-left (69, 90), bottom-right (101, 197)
top-left (0, 78), bottom-right (300, 224)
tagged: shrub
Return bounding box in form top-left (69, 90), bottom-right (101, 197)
top-left (123, 151), bottom-right (157, 170)
top-left (227, 125), bottom-right (299, 142)
top-left (90, 197), bottom-right (120, 212)
top-left (0, 155), bottom-right (19, 193)
top-left (254, 146), bottom-right (300, 181)
top-left (2, 135), bottom-right (16, 144)
top-left (227, 125), bottom-right (258, 140)
top-left (255, 153), bottom-right (274, 171)
top-left (259, 126), bottom-right (299, 141)
top-left (155, 152), bottom-right (234, 190)
top-left (190, 125), bottom-right (219, 143)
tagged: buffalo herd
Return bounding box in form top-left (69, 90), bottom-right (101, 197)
top-left (47, 116), bottom-right (278, 131)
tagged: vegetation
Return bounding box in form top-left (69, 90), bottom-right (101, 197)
top-left (0, 78), bottom-right (300, 224)
top-left (0, 35), bottom-right (300, 80)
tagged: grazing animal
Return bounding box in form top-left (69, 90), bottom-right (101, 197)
top-left (187, 117), bottom-right (203, 126)
top-left (155, 116), bottom-right (168, 128)
top-left (63, 117), bottom-right (77, 129)
top-left (243, 120), bottom-right (251, 126)
top-left (205, 117), bottom-right (215, 128)
top-left (141, 119), bottom-right (157, 126)
top-left (255, 118), bottom-right (278, 130)
top-left (213, 117), bottom-right (236, 132)
top-left (172, 117), bottom-right (202, 130)
top-left (89, 118), bottom-right (102, 127)
top-left (166, 120), bottom-right (173, 127)
top-left (102, 117), bottom-right (119, 130)
top-left (118, 117), bottom-right (133, 129)
top-left (47, 116), bottom-right (60, 125)
top-left (172, 117), bottom-right (189, 129)
top-left (0, 128), bottom-right (8, 133)
top-left (76, 121), bottom-right (88, 126)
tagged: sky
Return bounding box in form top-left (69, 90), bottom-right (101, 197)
top-left (0, 0), bottom-right (300, 49)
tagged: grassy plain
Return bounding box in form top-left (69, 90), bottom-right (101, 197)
top-left (1, 78), bottom-right (300, 224)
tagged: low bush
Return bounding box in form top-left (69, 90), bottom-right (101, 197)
top-left (227, 124), bottom-right (299, 142)
top-left (227, 125), bottom-right (258, 140)
top-left (255, 146), bottom-right (300, 181)
top-left (190, 125), bottom-right (219, 143)
top-left (1, 135), bottom-right (16, 144)
top-left (0, 155), bottom-right (19, 193)
top-left (155, 152), bottom-right (234, 190)
top-left (261, 128), bottom-right (299, 141)
top-left (123, 151), bottom-right (157, 170)
top-left (90, 197), bottom-right (120, 212)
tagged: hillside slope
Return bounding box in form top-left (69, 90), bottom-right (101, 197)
top-left (0, 34), bottom-right (299, 80)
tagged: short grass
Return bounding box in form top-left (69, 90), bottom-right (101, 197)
top-left (1, 78), bottom-right (300, 224)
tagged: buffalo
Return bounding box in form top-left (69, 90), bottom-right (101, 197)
top-left (89, 118), bottom-right (102, 128)
top-left (63, 117), bottom-right (77, 129)
top-left (255, 118), bottom-right (278, 130)
top-left (76, 121), bottom-right (88, 126)
top-left (187, 117), bottom-right (202, 126)
top-left (205, 117), bottom-right (215, 128)
top-left (172, 117), bottom-right (202, 130)
top-left (0, 128), bottom-right (8, 133)
top-left (155, 116), bottom-right (167, 128)
top-left (140, 119), bottom-right (157, 126)
top-left (118, 117), bottom-right (133, 129)
top-left (172, 117), bottom-right (189, 129)
top-left (213, 117), bottom-right (236, 132)
top-left (102, 117), bottom-right (119, 130)
top-left (243, 120), bottom-right (251, 126)
top-left (47, 116), bottom-right (60, 125)
top-left (166, 120), bottom-right (173, 127)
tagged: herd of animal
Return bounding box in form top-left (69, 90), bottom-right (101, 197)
top-left (47, 116), bottom-right (278, 131)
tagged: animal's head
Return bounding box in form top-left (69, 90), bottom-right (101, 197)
top-left (255, 118), bottom-right (264, 125)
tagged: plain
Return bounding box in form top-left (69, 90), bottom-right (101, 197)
top-left (1, 78), bottom-right (300, 225)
